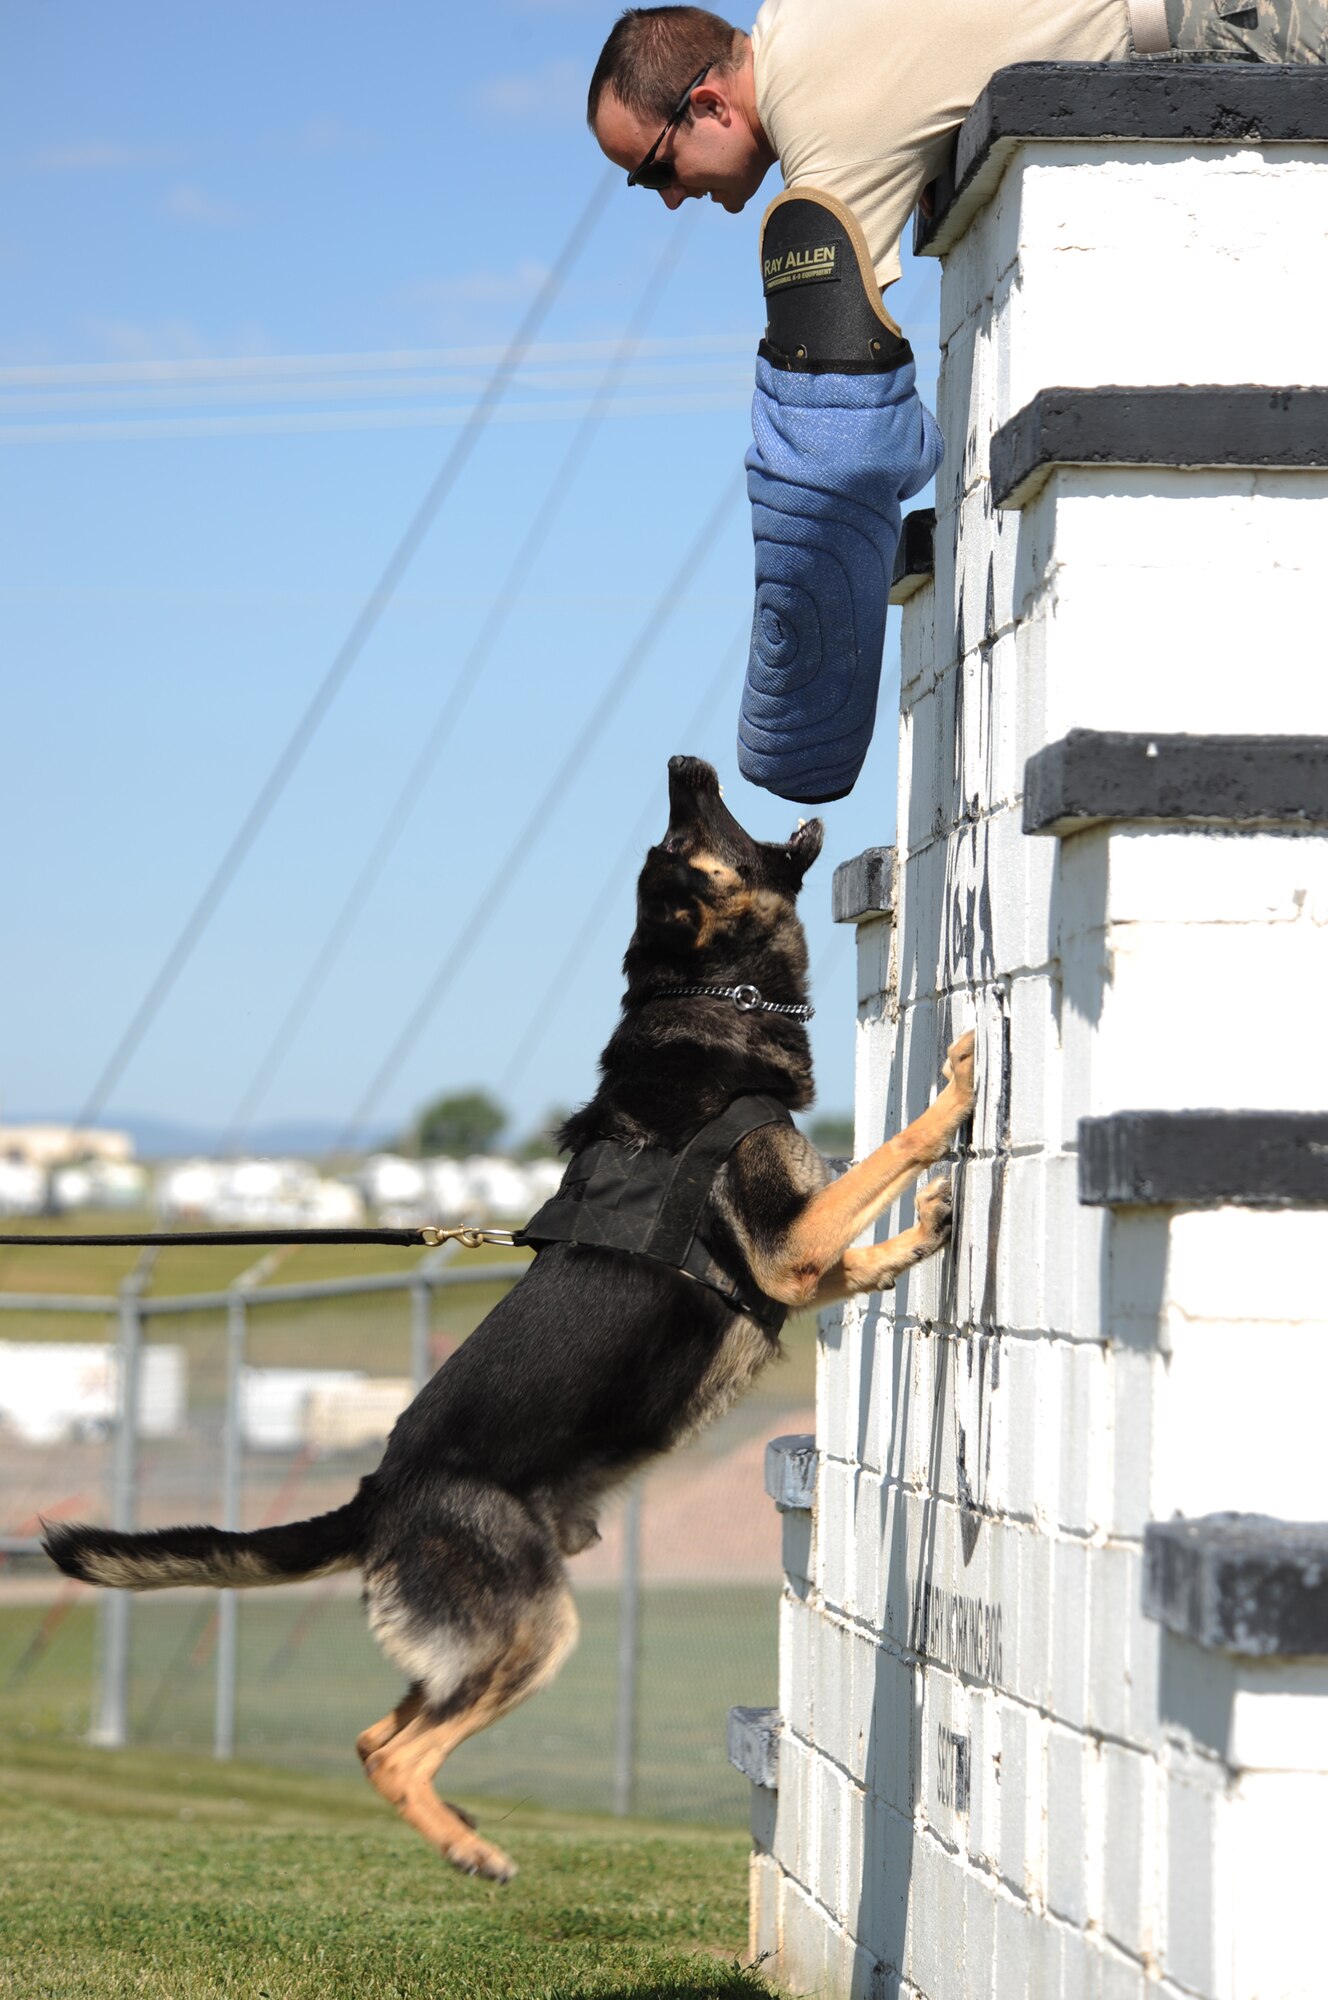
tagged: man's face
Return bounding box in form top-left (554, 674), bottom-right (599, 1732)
top-left (593, 82), bottom-right (770, 214)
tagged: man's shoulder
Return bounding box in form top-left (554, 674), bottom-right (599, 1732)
top-left (753, 0), bottom-right (863, 70)
top-left (753, 0), bottom-right (877, 158)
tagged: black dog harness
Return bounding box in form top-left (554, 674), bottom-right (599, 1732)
top-left (515, 1095), bottom-right (792, 1333)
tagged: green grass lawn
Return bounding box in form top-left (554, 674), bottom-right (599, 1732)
top-left (0, 1734), bottom-right (770, 2000)
top-left (0, 1584), bottom-right (778, 1825)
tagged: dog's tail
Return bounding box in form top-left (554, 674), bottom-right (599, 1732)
top-left (43, 1484), bottom-right (372, 1592)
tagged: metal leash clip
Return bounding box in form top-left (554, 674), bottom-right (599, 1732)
top-left (419, 1225), bottom-right (519, 1249)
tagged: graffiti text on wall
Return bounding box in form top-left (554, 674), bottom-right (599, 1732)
top-left (909, 1579), bottom-right (1004, 1685)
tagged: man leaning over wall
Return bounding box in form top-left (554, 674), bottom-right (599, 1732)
top-left (588, 1), bottom-right (1327, 803)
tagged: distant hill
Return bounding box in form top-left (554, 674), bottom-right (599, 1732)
top-left (6, 1112), bottom-right (394, 1160)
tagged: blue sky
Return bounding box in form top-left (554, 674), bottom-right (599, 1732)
top-left (2, 0), bottom-right (941, 1151)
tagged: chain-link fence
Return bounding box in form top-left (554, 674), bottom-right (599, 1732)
top-left (0, 1242), bottom-right (813, 1823)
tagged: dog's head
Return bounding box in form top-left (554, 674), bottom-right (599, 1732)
top-left (631, 755), bottom-right (824, 972)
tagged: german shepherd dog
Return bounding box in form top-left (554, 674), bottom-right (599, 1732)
top-left (46, 756), bottom-right (975, 1883)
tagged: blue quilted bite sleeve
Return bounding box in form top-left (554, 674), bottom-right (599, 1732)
top-left (738, 355), bottom-right (943, 804)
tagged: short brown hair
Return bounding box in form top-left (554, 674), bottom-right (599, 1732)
top-left (587, 7), bottom-right (743, 128)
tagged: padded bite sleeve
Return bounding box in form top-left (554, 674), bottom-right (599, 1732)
top-left (737, 190), bottom-right (944, 804)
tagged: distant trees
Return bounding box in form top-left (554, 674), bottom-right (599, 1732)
top-left (516, 1110), bottom-right (569, 1161)
top-left (414, 1089), bottom-right (507, 1159)
top-left (807, 1111), bottom-right (855, 1159)
top-left (410, 1090), bottom-right (570, 1160)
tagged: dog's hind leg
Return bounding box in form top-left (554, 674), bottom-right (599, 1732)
top-left (356, 1682), bottom-right (425, 1766)
top-left (362, 1584), bottom-right (579, 1882)
top-left (357, 1684), bottom-right (478, 1831)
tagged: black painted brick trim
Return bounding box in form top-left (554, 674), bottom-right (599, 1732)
top-left (914, 62), bottom-right (1328, 256)
top-left (832, 846), bottom-right (896, 924)
top-left (765, 1434), bottom-right (817, 1512)
top-left (890, 507), bottom-right (936, 604)
top-left (991, 387), bottom-right (1328, 507)
top-left (1023, 730), bottom-right (1328, 835)
top-left (1079, 1112), bottom-right (1328, 1209)
top-left (1144, 1515), bottom-right (1328, 1657)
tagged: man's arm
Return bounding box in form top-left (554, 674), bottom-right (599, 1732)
top-left (737, 187), bottom-right (943, 803)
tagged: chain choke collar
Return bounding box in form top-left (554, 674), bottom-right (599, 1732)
top-left (641, 982), bottom-right (813, 1023)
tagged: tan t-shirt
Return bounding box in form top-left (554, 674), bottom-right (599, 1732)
top-left (752, 0), bottom-right (1132, 287)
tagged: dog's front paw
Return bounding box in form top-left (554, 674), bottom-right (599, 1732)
top-left (941, 1029), bottom-right (976, 1110)
top-left (916, 1175), bottom-right (954, 1247)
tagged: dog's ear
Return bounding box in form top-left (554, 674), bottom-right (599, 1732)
top-left (784, 818), bottom-right (824, 881)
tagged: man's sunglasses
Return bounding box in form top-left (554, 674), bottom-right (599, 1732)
top-left (626, 64), bottom-right (712, 189)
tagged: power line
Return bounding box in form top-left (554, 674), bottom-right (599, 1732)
top-left (2, 329), bottom-right (752, 444)
top-left (331, 473), bottom-right (745, 1155)
top-left (220, 218), bottom-right (695, 1153)
top-left (69, 168), bottom-right (616, 1138)
top-left (496, 629), bottom-right (748, 1107)
top-left (2, 386), bottom-right (751, 447)
top-left (0, 331), bottom-right (753, 389)
top-left (811, 922), bottom-right (853, 987)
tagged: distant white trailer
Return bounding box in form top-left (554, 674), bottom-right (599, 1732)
top-left (155, 1157), bottom-right (365, 1230)
top-left (51, 1159), bottom-right (149, 1212)
top-left (299, 1177), bottom-right (364, 1228)
top-left (349, 1151), bottom-right (556, 1225)
top-left (0, 1159), bottom-right (47, 1217)
top-left (238, 1367), bottom-right (366, 1451)
top-left (155, 1158), bottom-right (224, 1223)
top-left (303, 1378), bottom-right (413, 1454)
top-left (461, 1155), bottom-right (537, 1217)
top-left (425, 1157), bottom-right (472, 1222)
top-left (0, 1341), bottom-right (185, 1444)
top-left (350, 1154), bottom-right (428, 1210)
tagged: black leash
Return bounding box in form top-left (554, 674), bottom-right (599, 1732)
top-left (0, 1225), bottom-right (519, 1250)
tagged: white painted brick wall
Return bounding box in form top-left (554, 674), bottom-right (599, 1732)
top-left (999, 149), bottom-right (1328, 399)
top-left (1027, 477), bottom-right (1327, 710)
top-left (749, 109), bottom-right (1328, 2000)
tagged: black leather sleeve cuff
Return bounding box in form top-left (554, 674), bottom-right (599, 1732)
top-left (758, 188), bottom-right (913, 374)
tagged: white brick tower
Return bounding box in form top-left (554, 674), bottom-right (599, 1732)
top-left (729, 62), bottom-right (1328, 2000)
